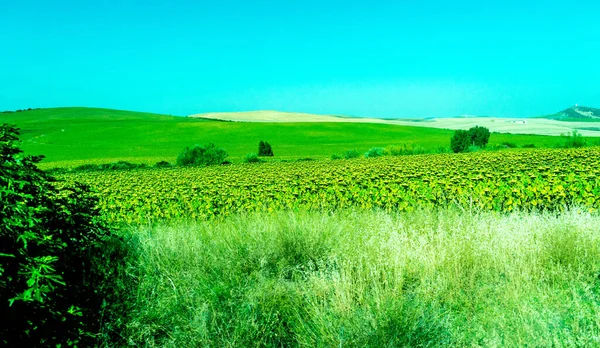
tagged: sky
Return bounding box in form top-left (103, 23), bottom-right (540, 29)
top-left (1, 0), bottom-right (599, 118)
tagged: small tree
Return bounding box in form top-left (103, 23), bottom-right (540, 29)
top-left (258, 141), bottom-right (273, 156)
top-left (176, 143), bottom-right (228, 166)
top-left (451, 130), bottom-right (471, 153)
top-left (451, 126), bottom-right (491, 153)
top-left (469, 126), bottom-right (490, 147)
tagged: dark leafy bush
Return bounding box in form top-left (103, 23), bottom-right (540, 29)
top-left (523, 143), bottom-right (536, 148)
top-left (558, 130), bottom-right (586, 148)
top-left (258, 141), bottom-right (274, 157)
top-left (155, 160), bottom-right (171, 168)
top-left (0, 124), bottom-right (114, 346)
top-left (343, 149), bottom-right (361, 159)
top-left (451, 130), bottom-right (471, 153)
top-left (469, 126), bottom-right (490, 147)
top-left (364, 147), bottom-right (385, 158)
top-left (176, 143), bottom-right (228, 166)
top-left (244, 153), bottom-right (262, 163)
top-left (500, 141), bottom-right (517, 148)
top-left (451, 126), bottom-right (491, 153)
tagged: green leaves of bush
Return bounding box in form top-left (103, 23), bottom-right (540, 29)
top-left (176, 143), bottom-right (228, 166)
top-left (0, 124), bottom-right (113, 346)
top-left (451, 126), bottom-right (491, 153)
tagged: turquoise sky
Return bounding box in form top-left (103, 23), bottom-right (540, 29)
top-left (1, 0), bottom-right (598, 118)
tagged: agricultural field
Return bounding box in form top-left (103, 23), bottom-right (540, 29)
top-left (5, 110), bottom-right (600, 346)
top-left (0, 107), bottom-right (578, 167)
top-left (60, 147), bottom-right (600, 224)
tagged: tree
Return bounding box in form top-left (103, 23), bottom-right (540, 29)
top-left (450, 126), bottom-right (491, 153)
top-left (0, 124), bottom-right (113, 346)
top-left (258, 140), bottom-right (273, 157)
top-left (468, 126), bottom-right (490, 147)
top-left (451, 129), bottom-right (471, 153)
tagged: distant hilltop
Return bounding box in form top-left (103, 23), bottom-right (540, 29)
top-left (547, 106), bottom-right (600, 121)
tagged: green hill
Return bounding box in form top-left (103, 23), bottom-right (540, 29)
top-left (545, 106), bottom-right (600, 121)
top-left (1, 107), bottom-right (567, 168)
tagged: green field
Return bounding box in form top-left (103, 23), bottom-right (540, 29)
top-left (1, 107), bottom-right (572, 167)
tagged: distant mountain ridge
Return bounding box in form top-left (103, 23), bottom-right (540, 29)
top-left (548, 106), bottom-right (600, 120)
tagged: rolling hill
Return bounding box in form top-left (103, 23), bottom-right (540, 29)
top-left (546, 106), bottom-right (600, 121)
top-left (0, 107), bottom-right (585, 168)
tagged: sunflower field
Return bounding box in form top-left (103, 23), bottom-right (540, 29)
top-left (59, 147), bottom-right (600, 224)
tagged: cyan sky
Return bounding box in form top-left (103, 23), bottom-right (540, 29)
top-left (1, 0), bottom-right (599, 118)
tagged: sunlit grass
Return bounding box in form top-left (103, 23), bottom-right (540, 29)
top-left (103, 208), bottom-right (600, 347)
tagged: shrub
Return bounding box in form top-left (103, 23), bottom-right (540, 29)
top-left (155, 160), bottom-right (171, 168)
top-left (523, 143), bottom-right (536, 148)
top-left (258, 141), bottom-right (274, 157)
top-left (176, 143), bottom-right (228, 166)
top-left (451, 130), bottom-right (471, 153)
top-left (331, 153), bottom-right (342, 160)
top-left (244, 153), bottom-right (262, 163)
top-left (343, 149), bottom-right (361, 159)
top-left (500, 141), bottom-right (517, 148)
top-left (364, 147), bottom-right (384, 158)
top-left (385, 145), bottom-right (427, 156)
top-left (558, 130), bottom-right (586, 148)
top-left (0, 124), bottom-right (114, 346)
top-left (451, 126), bottom-right (491, 153)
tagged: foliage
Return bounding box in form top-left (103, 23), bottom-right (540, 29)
top-left (384, 144), bottom-right (427, 156)
top-left (59, 147), bottom-right (600, 223)
top-left (0, 124), bottom-right (113, 346)
top-left (558, 130), bottom-right (587, 148)
top-left (451, 126), bottom-right (491, 153)
top-left (343, 149), bottom-right (361, 159)
top-left (258, 141), bottom-right (274, 156)
top-left (469, 125), bottom-right (491, 147)
top-left (155, 160), bottom-right (171, 168)
top-left (176, 143), bottom-right (228, 166)
top-left (244, 153), bottom-right (262, 163)
top-left (523, 143), bottom-right (536, 148)
top-left (451, 130), bottom-right (471, 153)
top-left (364, 147), bottom-right (385, 158)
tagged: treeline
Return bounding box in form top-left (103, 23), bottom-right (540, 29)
top-left (2, 108), bottom-right (41, 113)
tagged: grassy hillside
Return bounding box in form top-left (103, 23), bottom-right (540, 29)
top-left (1, 107), bottom-right (573, 167)
top-left (545, 106), bottom-right (600, 121)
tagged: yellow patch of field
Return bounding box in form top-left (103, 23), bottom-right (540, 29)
top-left (189, 111), bottom-right (600, 136)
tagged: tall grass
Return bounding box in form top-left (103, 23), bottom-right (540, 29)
top-left (102, 208), bottom-right (600, 347)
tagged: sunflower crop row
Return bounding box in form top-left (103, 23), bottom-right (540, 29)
top-left (59, 148), bottom-right (600, 224)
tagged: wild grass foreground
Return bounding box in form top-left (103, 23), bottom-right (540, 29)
top-left (103, 208), bottom-right (600, 347)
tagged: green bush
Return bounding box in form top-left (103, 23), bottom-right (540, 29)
top-left (364, 147), bottom-right (384, 158)
top-left (558, 130), bottom-right (586, 148)
top-left (343, 149), bottom-right (361, 159)
top-left (500, 141), bottom-right (517, 148)
top-left (469, 126), bottom-right (490, 147)
top-left (0, 124), bottom-right (114, 346)
top-left (451, 126), bottom-right (491, 153)
top-left (451, 130), bottom-right (471, 153)
top-left (330, 153), bottom-right (342, 160)
top-left (155, 160), bottom-right (171, 168)
top-left (258, 141), bottom-right (274, 157)
top-left (523, 143), bottom-right (536, 148)
top-left (176, 143), bottom-right (228, 166)
top-left (244, 153), bottom-right (262, 163)
top-left (384, 144), bottom-right (426, 156)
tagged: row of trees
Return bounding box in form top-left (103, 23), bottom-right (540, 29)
top-left (176, 141), bottom-right (274, 166)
